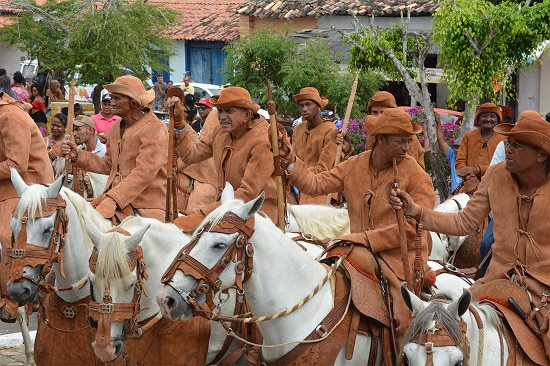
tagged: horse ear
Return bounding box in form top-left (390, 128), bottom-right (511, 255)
top-left (10, 166), bottom-right (29, 196)
top-left (45, 173), bottom-right (65, 199)
top-left (448, 289), bottom-right (472, 320)
top-left (220, 182), bottom-right (235, 204)
top-left (401, 282), bottom-right (425, 316)
top-left (124, 224), bottom-right (151, 252)
top-left (82, 213), bottom-right (107, 249)
top-left (235, 192), bottom-right (265, 221)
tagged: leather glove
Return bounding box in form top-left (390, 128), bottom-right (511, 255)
top-left (458, 174), bottom-right (479, 194)
top-left (95, 197), bottom-right (117, 219)
top-left (90, 193), bottom-right (107, 208)
top-left (174, 211), bottom-right (206, 233)
top-left (456, 166), bottom-right (480, 177)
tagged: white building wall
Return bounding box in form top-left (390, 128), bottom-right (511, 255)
top-left (319, 15), bottom-right (434, 32)
top-left (539, 52), bottom-right (550, 115)
top-left (169, 40), bottom-right (186, 83)
top-left (0, 42), bottom-right (26, 76)
top-left (517, 61), bottom-right (542, 113)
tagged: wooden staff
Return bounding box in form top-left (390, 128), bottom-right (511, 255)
top-left (63, 80), bottom-right (76, 187)
top-left (393, 158), bottom-right (413, 291)
top-left (267, 81), bottom-right (286, 232)
top-left (326, 71), bottom-right (359, 205)
top-left (164, 88), bottom-right (183, 222)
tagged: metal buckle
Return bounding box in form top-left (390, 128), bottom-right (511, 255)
top-left (425, 341), bottom-right (434, 353)
top-left (99, 303), bottom-right (114, 314)
top-left (235, 235), bottom-right (245, 248)
top-left (12, 248), bottom-right (25, 258)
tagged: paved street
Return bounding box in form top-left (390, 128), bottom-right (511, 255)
top-left (0, 313), bottom-right (37, 365)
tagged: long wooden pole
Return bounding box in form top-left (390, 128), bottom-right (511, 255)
top-left (165, 104), bottom-right (176, 222)
top-left (64, 80), bottom-right (76, 187)
top-left (267, 81), bottom-right (286, 232)
top-left (326, 72), bottom-right (359, 204)
top-left (393, 158), bottom-right (412, 291)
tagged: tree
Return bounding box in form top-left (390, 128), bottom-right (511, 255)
top-left (1, 0), bottom-right (178, 110)
top-left (342, 13), bottom-right (451, 198)
top-left (221, 28), bottom-right (382, 118)
top-left (433, 0), bottom-right (550, 130)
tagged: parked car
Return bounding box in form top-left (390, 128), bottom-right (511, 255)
top-left (172, 82), bottom-right (222, 101)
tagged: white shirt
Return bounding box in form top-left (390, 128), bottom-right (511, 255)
top-left (79, 138), bottom-right (106, 158)
top-left (490, 140), bottom-right (506, 166)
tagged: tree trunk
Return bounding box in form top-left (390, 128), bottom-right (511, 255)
top-left (92, 84), bottom-right (103, 114)
top-left (461, 98), bottom-right (478, 134)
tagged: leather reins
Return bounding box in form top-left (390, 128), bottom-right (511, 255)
top-left (6, 196), bottom-right (69, 288)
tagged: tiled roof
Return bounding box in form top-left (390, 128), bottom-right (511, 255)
top-left (238, 0), bottom-right (439, 19)
top-left (150, 0), bottom-right (250, 41)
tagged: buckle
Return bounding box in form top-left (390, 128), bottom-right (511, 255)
top-left (425, 341), bottom-right (434, 353)
top-left (99, 303), bottom-right (114, 314)
top-left (12, 249), bottom-right (25, 258)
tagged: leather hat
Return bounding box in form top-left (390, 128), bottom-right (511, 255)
top-left (494, 110), bottom-right (550, 154)
top-left (104, 75), bottom-right (155, 107)
top-left (364, 115), bottom-right (378, 135)
top-left (475, 103), bottom-right (502, 125)
top-left (370, 108), bottom-right (422, 136)
top-left (210, 86), bottom-right (259, 112)
top-left (293, 87), bottom-right (329, 108)
top-left (367, 91), bottom-right (397, 114)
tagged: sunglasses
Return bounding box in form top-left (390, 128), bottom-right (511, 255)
top-left (196, 106), bottom-right (210, 110)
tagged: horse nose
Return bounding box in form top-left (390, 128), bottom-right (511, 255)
top-left (156, 287), bottom-right (188, 320)
top-left (7, 280), bottom-right (38, 304)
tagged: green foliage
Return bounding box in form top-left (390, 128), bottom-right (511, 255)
top-left (433, 0), bottom-right (550, 106)
top-left (1, 0), bottom-right (178, 85)
top-left (222, 29), bottom-right (383, 117)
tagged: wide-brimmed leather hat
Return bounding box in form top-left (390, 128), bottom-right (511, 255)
top-left (494, 110), bottom-right (550, 154)
top-left (367, 91), bottom-right (397, 114)
top-left (370, 108), bottom-right (422, 136)
top-left (104, 75), bottom-right (155, 107)
top-left (475, 102), bottom-right (502, 125)
top-left (364, 115), bottom-right (378, 135)
top-left (210, 86), bottom-right (259, 112)
top-left (293, 87), bottom-right (329, 108)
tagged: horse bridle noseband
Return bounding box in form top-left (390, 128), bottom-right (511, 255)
top-left (6, 196), bottom-right (69, 287)
top-left (161, 213), bottom-right (255, 316)
top-left (87, 229), bottom-right (152, 347)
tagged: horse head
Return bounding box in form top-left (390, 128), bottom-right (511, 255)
top-left (7, 167), bottom-right (65, 303)
top-left (157, 183), bottom-right (264, 321)
top-left (83, 213), bottom-right (150, 363)
top-left (401, 283), bottom-right (471, 366)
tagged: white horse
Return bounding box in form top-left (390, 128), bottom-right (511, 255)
top-left (401, 284), bottom-right (509, 365)
top-left (429, 193), bottom-right (470, 262)
top-left (8, 167), bottom-right (111, 365)
top-left (82, 214), bottom-right (244, 365)
top-left (286, 204), bottom-right (350, 240)
top-left (54, 158), bottom-right (108, 199)
top-left (157, 186), bottom-right (381, 365)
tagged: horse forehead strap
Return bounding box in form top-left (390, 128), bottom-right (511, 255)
top-left (209, 212), bottom-right (255, 238)
top-left (12, 196), bottom-right (67, 219)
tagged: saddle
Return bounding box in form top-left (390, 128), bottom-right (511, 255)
top-left (471, 279), bottom-right (550, 366)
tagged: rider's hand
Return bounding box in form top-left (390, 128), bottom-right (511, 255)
top-left (389, 188), bottom-right (422, 219)
top-left (58, 140), bottom-right (79, 160)
top-left (456, 166), bottom-right (480, 177)
top-left (165, 96), bottom-right (186, 129)
top-left (94, 197), bottom-right (117, 219)
top-left (331, 130), bottom-right (353, 155)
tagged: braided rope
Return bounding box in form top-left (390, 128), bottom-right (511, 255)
top-left (477, 328), bottom-right (484, 366)
top-left (225, 290), bottom-right (352, 349)
top-left (210, 254), bottom-right (346, 323)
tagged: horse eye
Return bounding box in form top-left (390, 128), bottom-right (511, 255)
top-left (213, 242), bottom-right (227, 249)
top-left (454, 362), bottom-right (462, 366)
top-left (43, 227), bottom-right (53, 235)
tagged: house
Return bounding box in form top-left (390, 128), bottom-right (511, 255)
top-left (238, 0), bottom-right (550, 116)
top-left (0, 0), bottom-right (248, 86)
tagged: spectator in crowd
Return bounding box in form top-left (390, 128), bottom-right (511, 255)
top-left (166, 80), bottom-right (173, 88)
top-left (74, 103), bottom-right (84, 117)
top-left (184, 93), bottom-right (197, 127)
top-left (0, 89), bottom-right (53, 319)
top-left (45, 79), bottom-right (66, 105)
top-left (546, 112), bottom-right (550, 123)
top-left (180, 74), bottom-right (194, 96)
top-left (44, 113), bottom-right (68, 175)
top-left (91, 93), bottom-right (119, 144)
top-left (0, 74), bottom-right (16, 99)
top-left (455, 103), bottom-right (506, 180)
top-left (291, 87), bottom-right (339, 204)
top-left (364, 91), bottom-right (426, 170)
top-left (192, 97), bottom-right (212, 133)
top-left (154, 74), bottom-right (168, 111)
top-left (12, 71), bottom-right (30, 102)
top-left (73, 115), bottom-right (106, 157)
top-left (29, 82), bottom-right (48, 128)
top-left (59, 75), bottom-right (168, 222)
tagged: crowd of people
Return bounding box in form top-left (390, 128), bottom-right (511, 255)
top-left (2, 69), bottom-right (550, 363)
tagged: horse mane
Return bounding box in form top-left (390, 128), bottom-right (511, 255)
top-left (288, 204), bottom-right (350, 239)
top-left (14, 184), bottom-right (48, 224)
top-left (195, 199), bottom-right (246, 237)
top-left (401, 300), bottom-right (469, 364)
top-left (94, 232), bottom-right (132, 292)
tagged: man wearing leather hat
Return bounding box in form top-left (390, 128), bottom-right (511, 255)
top-left (60, 75), bottom-right (168, 221)
top-left (391, 110), bottom-right (550, 363)
top-left (279, 107), bottom-right (436, 346)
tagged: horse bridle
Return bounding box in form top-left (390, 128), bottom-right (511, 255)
top-left (87, 228), bottom-right (152, 348)
top-left (6, 196), bottom-right (69, 287)
top-left (161, 212), bottom-right (255, 316)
